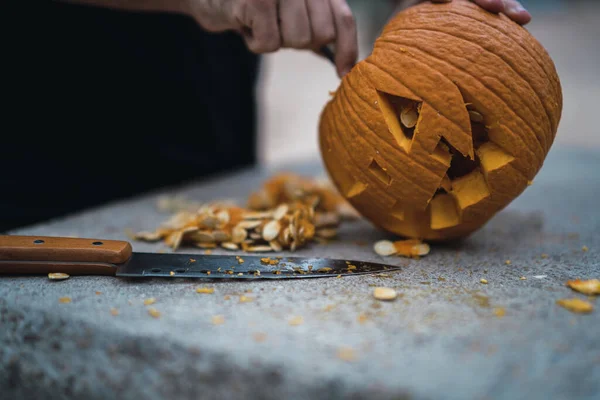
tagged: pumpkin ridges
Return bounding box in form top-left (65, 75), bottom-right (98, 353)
top-left (319, 110), bottom-right (365, 202)
top-left (326, 81), bottom-right (400, 211)
top-left (382, 17), bottom-right (557, 150)
top-left (379, 30), bottom-right (552, 155)
top-left (364, 55), bottom-right (474, 158)
top-left (392, 0), bottom-right (562, 147)
top-left (359, 60), bottom-right (423, 102)
top-left (448, 0), bottom-right (563, 106)
top-left (340, 72), bottom-right (449, 203)
top-left (321, 105), bottom-right (367, 200)
top-left (338, 76), bottom-right (446, 205)
top-left (398, 1), bottom-right (561, 84)
top-left (405, 7), bottom-right (562, 135)
top-left (376, 37), bottom-right (546, 170)
top-left (369, 45), bottom-right (543, 180)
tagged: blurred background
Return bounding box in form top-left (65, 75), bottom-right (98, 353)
top-left (255, 0), bottom-right (600, 167)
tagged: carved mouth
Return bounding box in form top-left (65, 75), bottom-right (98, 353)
top-left (376, 90), bottom-right (516, 231)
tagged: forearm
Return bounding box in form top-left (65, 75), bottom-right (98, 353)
top-left (55, 0), bottom-right (191, 16)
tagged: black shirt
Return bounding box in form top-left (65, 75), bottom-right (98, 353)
top-left (1, 0), bottom-right (261, 232)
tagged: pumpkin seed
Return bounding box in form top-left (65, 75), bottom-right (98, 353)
top-left (221, 242), bottom-right (239, 250)
top-left (48, 272), bottom-right (70, 281)
top-left (216, 210), bottom-right (230, 225)
top-left (247, 245), bottom-right (274, 252)
top-left (195, 242), bottom-right (217, 249)
top-left (133, 231), bottom-right (162, 241)
top-left (198, 215), bottom-right (219, 229)
top-left (400, 106), bottom-right (418, 128)
top-left (374, 240), bottom-right (397, 256)
top-left (232, 226), bottom-right (247, 243)
top-left (269, 240), bottom-right (283, 252)
top-left (566, 279), bottom-right (600, 295)
top-left (273, 204), bottom-right (289, 220)
top-left (373, 287), bottom-right (397, 301)
top-left (243, 211), bottom-right (272, 220)
top-left (237, 220), bottom-right (262, 230)
top-left (262, 220), bottom-right (281, 242)
top-left (469, 110), bottom-right (484, 123)
top-left (190, 231), bottom-right (215, 243)
top-left (212, 230), bottom-right (230, 242)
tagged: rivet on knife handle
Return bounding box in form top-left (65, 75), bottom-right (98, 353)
top-left (0, 235), bottom-right (132, 263)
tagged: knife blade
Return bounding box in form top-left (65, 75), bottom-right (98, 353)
top-left (0, 235), bottom-right (400, 279)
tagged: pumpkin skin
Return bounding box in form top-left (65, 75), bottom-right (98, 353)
top-left (318, 0), bottom-right (562, 241)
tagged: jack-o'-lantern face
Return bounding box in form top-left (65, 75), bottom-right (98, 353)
top-left (318, 0), bottom-right (562, 241)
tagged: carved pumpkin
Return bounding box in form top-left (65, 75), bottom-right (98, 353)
top-left (318, 0), bottom-right (562, 241)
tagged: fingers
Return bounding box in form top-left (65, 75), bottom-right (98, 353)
top-left (279, 0), bottom-right (311, 48)
top-left (240, 0), bottom-right (281, 53)
top-left (501, 0), bottom-right (532, 25)
top-left (329, 0), bottom-right (358, 78)
top-left (471, 0), bottom-right (504, 13)
top-left (237, 0), bottom-right (357, 78)
top-left (307, 0), bottom-right (336, 47)
top-left (471, 0), bottom-right (532, 25)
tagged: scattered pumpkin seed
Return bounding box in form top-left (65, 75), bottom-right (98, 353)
top-left (566, 279), bottom-right (600, 296)
top-left (373, 287), bottom-right (397, 301)
top-left (556, 298), bottom-right (594, 314)
top-left (48, 273), bottom-right (70, 281)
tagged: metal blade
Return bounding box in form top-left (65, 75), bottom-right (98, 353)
top-left (116, 252), bottom-right (400, 280)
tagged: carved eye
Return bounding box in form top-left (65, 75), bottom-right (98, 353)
top-left (318, 1), bottom-right (561, 241)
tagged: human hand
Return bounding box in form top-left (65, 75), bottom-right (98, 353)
top-left (188, 0), bottom-right (358, 78)
top-left (406, 0), bottom-right (531, 25)
top-left (468, 0), bottom-right (531, 25)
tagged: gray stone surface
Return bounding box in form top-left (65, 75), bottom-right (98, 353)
top-left (1, 146), bottom-right (599, 400)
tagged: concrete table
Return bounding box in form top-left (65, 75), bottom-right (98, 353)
top-left (1, 146), bottom-right (599, 400)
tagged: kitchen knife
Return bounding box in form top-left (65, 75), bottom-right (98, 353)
top-left (0, 235), bottom-right (400, 279)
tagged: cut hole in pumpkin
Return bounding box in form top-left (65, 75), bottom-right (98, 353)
top-left (390, 201), bottom-right (405, 220)
top-left (345, 181), bottom-right (368, 198)
top-left (440, 137), bottom-right (481, 180)
top-left (441, 105), bottom-right (490, 181)
top-left (368, 158), bottom-right (392, 186)
top-left (376, 90), bottom-right (420, 152)
top-left (430, 103), bottom-right (492, 209)
top-left (466, 104), bottom-right (490, 148)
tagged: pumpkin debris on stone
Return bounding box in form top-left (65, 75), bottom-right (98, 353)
top-left (132, 173), bottom-right (359, 252)
top-left (566, 279), bottom-right (600, 296)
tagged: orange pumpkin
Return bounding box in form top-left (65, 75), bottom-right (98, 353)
top-left (318, 0), bottom-right (562, 241)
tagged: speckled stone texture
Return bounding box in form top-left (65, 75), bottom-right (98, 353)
top-left (1, 146), bottom-right (599, 400)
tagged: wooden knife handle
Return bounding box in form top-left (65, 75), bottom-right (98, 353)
top-left (0, 235), bottom-right (132, 263)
